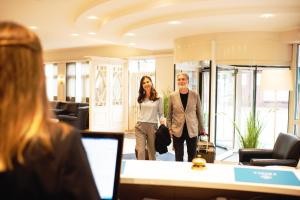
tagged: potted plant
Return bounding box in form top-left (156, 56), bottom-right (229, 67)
top-left (162, 90), bottom-right (171, 117)
top-left (234, 112), bottom-right (264, 148)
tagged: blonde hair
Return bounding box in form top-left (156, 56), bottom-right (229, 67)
top-left (0, 21), bottom-right (51, 170)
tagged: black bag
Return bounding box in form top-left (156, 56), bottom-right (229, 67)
top-left (155, 124), bottom-right (171, 154)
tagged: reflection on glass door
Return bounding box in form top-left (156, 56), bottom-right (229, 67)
top-left (234, 69), bottom-right (255, 149)
top-left (256, 70), bottom-right (290, 148)
top-left (200, 69), bottom-right (210, 133)
top-left (216, 67), bottom-right (255, 151)
top-left (216, 66), bottom-right (291, 153)
top-left (216, 68), bottom-right (235, 150)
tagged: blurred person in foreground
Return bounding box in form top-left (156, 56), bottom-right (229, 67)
top-left (0, 21), bottom-right (100, 200)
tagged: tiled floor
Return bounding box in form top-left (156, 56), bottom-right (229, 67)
top-left (123, 132), bottom-right (239, 164)
top-left (122, 137), bottom-right (176, 161)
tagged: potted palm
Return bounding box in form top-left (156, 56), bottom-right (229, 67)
top-left (234, 112), bottom-right (264, 148)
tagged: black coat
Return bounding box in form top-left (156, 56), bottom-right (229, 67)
top-left (0, 122), bottom-right (100, 200)
top-left (155, 124), bottom-right (171, 154)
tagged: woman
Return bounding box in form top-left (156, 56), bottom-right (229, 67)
top-left (0, 21), bottom-right (100, 199)
top-left (135, 75), bottom-right (164, 160)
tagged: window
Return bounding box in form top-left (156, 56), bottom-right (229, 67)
top-left (66, 62), bottom-right (76, 101)
top-left (81, 62), bottom-right (90, 103)
top-left (295, 45), bottom-right (300, 126)
top-left (256, 69), bottom-right (290, 148)
top-left (79, 61), bottom-right (90, 103)
top-left (215, 65), bottom-right (291, 150)
top-left (66, 61), bottom-right (90, 103)
top-left (45, 63), bottom-right (58, 100)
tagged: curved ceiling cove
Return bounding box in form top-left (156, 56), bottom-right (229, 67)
top-left (74, 0), bottom-right (300, 50)
top-left (1, 0), bottom-right (299, 50)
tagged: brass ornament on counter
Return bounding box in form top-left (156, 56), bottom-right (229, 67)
top-left (191, 155), bottom-right (206, 170)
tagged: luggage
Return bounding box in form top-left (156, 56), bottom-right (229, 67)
top-left (197, 140), bottom-right (215, 163)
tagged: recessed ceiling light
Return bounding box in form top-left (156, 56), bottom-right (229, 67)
top-left (125, 32), bottom-right (136, 37)
top-left (260, 13), bottom-right (274, 18)
top-left (87, 16), bottom-right (99, 20)
top-left (88, 32), bottom-right (96, 35)
top-left (168, 21), bottom-right (181, 25)
top-left (71, 33), bottom-right (79, 36)
top-left (28, 26), bottom-right (38, 30)
top-left (155, 2), bottom-right (172, 8)
top-left (128, 42), bottom-right (136, 46)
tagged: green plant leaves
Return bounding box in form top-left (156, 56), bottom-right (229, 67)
top-left (234, 112), bottom-right (264, 148)
top-left (162, 90), bottom-right (171, 117)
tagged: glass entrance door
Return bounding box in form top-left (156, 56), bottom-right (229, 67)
top-left (216, 68), bottom-right (236, 150)
top-left (200, 69), bottom-right (210, 133)
top-left (216, 66), bottom-right (255, 152)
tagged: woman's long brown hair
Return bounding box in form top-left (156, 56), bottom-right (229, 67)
top-left (137, 75), bottom-right (159, 103)
top-left (0, 21), bottom-right (51, 171)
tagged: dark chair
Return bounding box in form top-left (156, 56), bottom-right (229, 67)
top-left (57, 102), bottom-right (80, 128)
top-left (239, 133), bottom-right (300, 167)
top-left (50, 101), bottom-right (89, 130)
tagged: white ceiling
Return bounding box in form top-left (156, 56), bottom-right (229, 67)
top-left (1, 0), bottom-right (300, 51)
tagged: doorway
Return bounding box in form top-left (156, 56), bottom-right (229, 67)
top-left (215, 66), bottom-right (255, 153)
top-left (89, 58), bottom-right (125, 131)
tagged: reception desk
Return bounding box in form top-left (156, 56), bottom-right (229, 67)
top-left (119, 160), bottom-right (300, 200)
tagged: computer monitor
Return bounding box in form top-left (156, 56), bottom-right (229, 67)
top-left (81, 131), bottom-right (124, 200)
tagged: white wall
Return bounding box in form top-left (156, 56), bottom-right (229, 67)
top-left (155, 56), bottom-right (174, 96)
top-left (174, 31), bottom-right (293, 66)
top-left (44, 45), bottom-right (172, 62)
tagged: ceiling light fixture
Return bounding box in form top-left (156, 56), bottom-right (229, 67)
top-left (125, 32), bottom-right (136, 37)
top-left (128, 42), bottom-right (136, 46)
top-left (88, 32), bottom-right (96, 35)
top-left (87, 16), bottom-right (99, 20)
top-left (168, 21), bottom-right (181, 25)
top-left (155, 2), bottom-right (172, 8)
top-left (28, 26), bottom-right (38, 30)
top-left (71, 33), bottom-right (79, 36)
top-left (260, 13), bottom-right (274, 18)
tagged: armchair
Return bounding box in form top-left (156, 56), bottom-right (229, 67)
top-left (239, 133), bottom-right (300, 167)
top-left (50, 101), bottom-right (89, 130)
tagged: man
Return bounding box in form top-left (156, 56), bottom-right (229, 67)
top-left (167, 72), bottom-right (205, 162)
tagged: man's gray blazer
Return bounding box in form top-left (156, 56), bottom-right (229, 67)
top-left (167, 90), bottom-right (204, 138)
